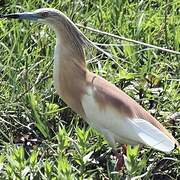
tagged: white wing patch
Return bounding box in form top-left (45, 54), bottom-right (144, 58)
top-left (81, 87), bottom-right (175, 153)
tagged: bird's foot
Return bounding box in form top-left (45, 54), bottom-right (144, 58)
top-left (115, 152), bottom-right (124, 171)
top-left (114, 144), bottom-right (127, 171)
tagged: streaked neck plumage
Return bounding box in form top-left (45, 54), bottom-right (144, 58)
top-left (52, 17), bottom-right (87, 116)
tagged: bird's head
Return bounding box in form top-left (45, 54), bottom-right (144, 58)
top-left (1, 8), bottom-right (67, 25)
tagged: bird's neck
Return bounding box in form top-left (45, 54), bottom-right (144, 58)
top-left (53, 34), bottom-right (87, 115)
top-left (54, 23), bottom-right (87, 61)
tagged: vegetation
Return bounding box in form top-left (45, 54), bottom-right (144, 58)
top-left (0, 0), bottom-right (179, 179)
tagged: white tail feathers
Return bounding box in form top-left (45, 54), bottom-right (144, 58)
top-left (132, 118), bottom-right (175, 153)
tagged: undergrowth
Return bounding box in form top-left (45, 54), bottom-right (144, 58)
top-left (0, 0), bottom-right (179, 179)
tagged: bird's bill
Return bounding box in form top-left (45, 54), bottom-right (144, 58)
top-left (0, 12), bottom-right (39, 20)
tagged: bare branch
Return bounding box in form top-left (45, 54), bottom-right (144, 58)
top-left (77, 24), bottom-right (180, 56)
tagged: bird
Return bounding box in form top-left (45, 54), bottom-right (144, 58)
top-left (1, 8), bottom-right (179, 169)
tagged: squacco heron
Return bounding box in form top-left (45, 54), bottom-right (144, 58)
top-left (1, 8), bottom-right (179, 169)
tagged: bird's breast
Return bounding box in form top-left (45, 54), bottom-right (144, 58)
top-left (53, 44), bottom-right (87, 116)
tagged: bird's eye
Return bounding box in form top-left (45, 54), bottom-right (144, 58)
top-left (41, 11), bottom-right (49, 17)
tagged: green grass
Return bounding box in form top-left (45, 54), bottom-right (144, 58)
top-left (0, 0), bottom-right (180, 179)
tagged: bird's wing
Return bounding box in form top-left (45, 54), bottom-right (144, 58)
top-left (82, 72), bottom-right (178, 152)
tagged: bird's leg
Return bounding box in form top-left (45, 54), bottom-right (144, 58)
top-left (113, 144), bottom-right (127, 171)
top-left (103, 132), bottom-right (127, 170)
top-left (122, 144), bottom-right (127, 154)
